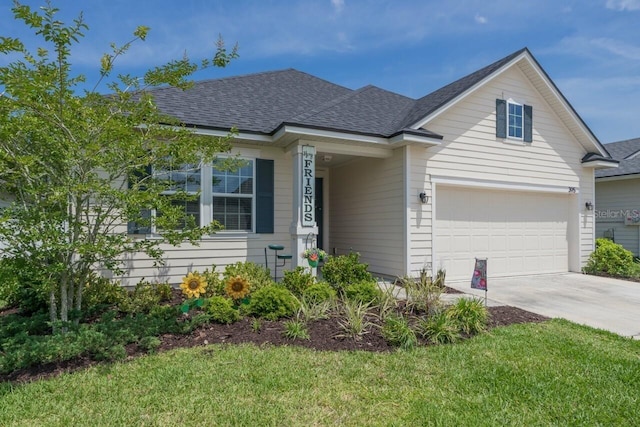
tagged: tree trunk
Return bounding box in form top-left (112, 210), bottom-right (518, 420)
top-left (49, 289), bottom-right (58, 333)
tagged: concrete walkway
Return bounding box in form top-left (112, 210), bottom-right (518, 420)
top-left (447, 273), bottom-right (640, 339)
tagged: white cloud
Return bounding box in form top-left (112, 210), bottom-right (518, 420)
top-left (606, 0), bottom-right (640, 11)
top-left (474, 13), bottom-right (488, 24)
top-left (543, 36), bottom-right (640, 61)
top-left (331, 0), bottom-right (345, 13)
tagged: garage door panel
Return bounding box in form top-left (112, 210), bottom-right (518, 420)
top-left (436, 186), bottom-right (569, 281)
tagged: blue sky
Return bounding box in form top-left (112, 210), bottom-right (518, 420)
top-left (2, 0), bottom-right (640, 143)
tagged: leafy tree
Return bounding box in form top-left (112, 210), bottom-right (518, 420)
top-left (0, 1), bottom-right (238, 329)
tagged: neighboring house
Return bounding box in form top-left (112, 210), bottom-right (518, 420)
top-left (122, 47), bottom-right (617, 285)
top-left (595, 137), bottom-right (640, 255)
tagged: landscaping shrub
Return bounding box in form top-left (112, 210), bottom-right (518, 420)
top-left (201, 266), bottom-right (225, 296)
top-left (321, 252), bottom-right (373, 290)
top-left (83, 275), bottom-right (127, 309)
top-left (247, 285), bottom-right (299, 320)
top-left (223, 261), bottom-right (273, 293)
top-left (583, 238), bottom-right (640, 277)
top-left (206, 296), bottom-right (241, 324)
top-left (282, 267), bottom-right (315, 296)
top-left (118, 281), bottom-right (167, 314)
top-left (344, 280), bottom-right (382, 304)
top-left (417, 311), bottom-right (459, 344)
top-left (399, 273), bottom-right (443, 315)
top-left (337, 299), bottom-right (373, 340)
top-left (447, 298), bottom-right (489, 335)
top-left (0, 257), bottom-right (49, 314)
top-left (138, 336), bottom-right (162, 354)
top-left (283, 319), bottom-right (310, 340)
top-left (302, 282), bottom-right (336, 304)
top-left (381, 314), bottom-right (418, 349)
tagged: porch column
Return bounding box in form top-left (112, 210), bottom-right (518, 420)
top-left (290, 144), bottom-right (318, 274)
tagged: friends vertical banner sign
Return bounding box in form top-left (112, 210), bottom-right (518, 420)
top-left (301, 146), bottom-right (316, 227)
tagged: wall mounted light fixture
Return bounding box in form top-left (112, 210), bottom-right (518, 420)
top-left (585, 201), bottom-right (594, 211)
top-left (419, 192), bottom-right (429, 204)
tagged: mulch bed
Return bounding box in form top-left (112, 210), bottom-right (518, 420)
top-left (1, 290), bottom-right (548, 384)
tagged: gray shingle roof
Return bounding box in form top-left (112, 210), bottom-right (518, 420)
top-left (148, 69), bottom-right (352, 134)
top-left (145, 47), bottom-right (602, 148)
top-left (596, 138), bottom-right (640, 178)
top-left (399, 48), bottom-right (527, 129)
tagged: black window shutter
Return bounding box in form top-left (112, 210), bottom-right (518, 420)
top-left (255, 159), bottom-right (274, 234)
top-left (496, 99), bottom-right (506, 138)
top-left (524, 104), bottom-right (533, 143)
top-left (127, 164), bottom-right (152, 234)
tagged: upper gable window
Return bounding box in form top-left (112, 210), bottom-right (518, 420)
top-left (496, 99), bottom-right (533, 143)
top-left (508, 101), bottom-right (523, 139)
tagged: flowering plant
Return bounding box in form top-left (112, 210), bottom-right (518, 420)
top-left (302, 248), bottom-right (327, 262)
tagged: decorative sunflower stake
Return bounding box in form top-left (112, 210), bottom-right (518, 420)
top-left (225, 275), bottom-right (251, 302)
top-left (179, 272), bottom-right (208, 313)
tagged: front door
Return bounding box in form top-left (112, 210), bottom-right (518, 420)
top-left (315, 177), bottom-right (324, 250)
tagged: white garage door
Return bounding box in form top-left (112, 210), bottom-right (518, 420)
top-left (435, 186), bottom-right (570, 281)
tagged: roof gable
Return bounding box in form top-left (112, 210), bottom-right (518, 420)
top-left (596, 138), bottom-right (640, 178)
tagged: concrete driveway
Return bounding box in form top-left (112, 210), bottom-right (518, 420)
top-left (448, 273), bottom-right (640, 339)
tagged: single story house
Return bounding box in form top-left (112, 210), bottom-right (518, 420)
top-left (595, 137), bottom-right (640, 255)
top-left (123, 47), bottom-right (617, 285)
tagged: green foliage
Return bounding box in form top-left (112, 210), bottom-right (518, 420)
top-left (337, 299), bottom-right (373, 340)
top-left (447, 298), bottom-right (489, 335)
top-left (247, 285), bottom-right (299, 320)
top-left (118, 281), bottom-right (169, 314)
top-left (417, 311), bottom-right (459, 344)
top-left (223, 262), bottom-right (274, 293)
top-left (0, 2), bottom-right (237, 327)
top-left (281, 267), bottom-right (315, 296)
top-left (381, 314), bottom-right (418, 349)
top-left (321, 252), bottom-right (373, 290)
top-left (201, 266), bottom-right (225, 296)
top-left (583, 238), bottom-right (640, 277)
top-left (283, 319), bottom-right (310, 340)
top-left (296, 298), bottom-right (333, 322)
top-left (138, 336), bottom-right (162, 354)
top-left (344, 280), bottom-right (382, 304)
top-left (302, 282), bottom-right (336, 304)
top-left (83, 275), bottom-right (127, 309)
top-left (251, 318), bottom-right (262, 333)
top-left (0, 257), bottom-right (49, 314)
top-left (206, 296), bottom-right (241, 324)
top-left (398, 273), bottom-right (443, 315)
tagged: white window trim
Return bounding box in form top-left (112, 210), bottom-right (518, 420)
top-left (211, 156), bottom-right (256, 233)
top-left (507, 99), bottom-right (524, 141)
top-left (148, 157), bottom-right (257, 235)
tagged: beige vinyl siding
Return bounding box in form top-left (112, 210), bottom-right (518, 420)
top-left (415, 65), bottom-right (594, 274)
top-left (595, 178), bottom-right (640, 256)
top-left (329, 149), bottom-right (404, 277)
top-left (408, 144), bottom-right (432, 274)
top-left (118, 146), bottom-right (293, 286)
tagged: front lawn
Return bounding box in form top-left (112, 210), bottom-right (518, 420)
top-left (1, 320), bottom-right (638, 426)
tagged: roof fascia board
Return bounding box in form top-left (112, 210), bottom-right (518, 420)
top-left (278, 125), bottom-right (390, 145)
top-left (388, 133), bottom-right (441, 147)
top-left (289, 139), bottom-right (393, 158)
top-left (157, 125), bottom-right (274, 142)
top-left (582, 160), bottom-right (619, 169)
top-left (596, 173), bottom-right (640, 182)
top-left (410, 52), bottom-right (527, 130)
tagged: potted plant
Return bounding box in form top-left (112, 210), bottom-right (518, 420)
top-left (302, 248), bottom-right (327, 268)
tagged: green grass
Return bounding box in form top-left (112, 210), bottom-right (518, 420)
top-left (1, 320), bottom-right (639, 426)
